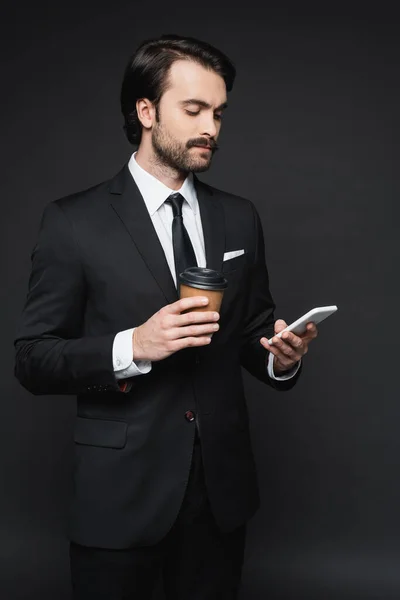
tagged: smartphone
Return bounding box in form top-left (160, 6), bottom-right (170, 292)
top-left (268, 305), bottom-right (338, 344)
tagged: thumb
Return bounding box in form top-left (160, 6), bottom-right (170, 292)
top-left (274, 319), bottom-right (288, 334)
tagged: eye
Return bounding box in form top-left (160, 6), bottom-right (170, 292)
top-left (214, 113), bottom-right (223, 121)
top-left (186, 110), bottom-right (200, 116)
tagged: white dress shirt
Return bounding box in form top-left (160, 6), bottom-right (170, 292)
top-left (112, 152), bottom-right (300, 382)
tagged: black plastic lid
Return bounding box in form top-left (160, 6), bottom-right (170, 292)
top-left (179, 267), bottom-right (228, 290)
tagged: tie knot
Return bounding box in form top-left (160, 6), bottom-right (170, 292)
top-left (166, 192), bottom-right (184, 217)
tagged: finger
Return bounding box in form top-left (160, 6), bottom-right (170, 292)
top-left (260, 337), bottom-right (287, 356)
top-left (170, 322), bottom-right (220, 339)
top-left (268, 330), bottom-right (301, 348)
top-left (167, 296), bottom-right (210, 314)
top-left (174, 310), bottom-right (219, 328)
top-left (269, 334), bottom-right (308, 360)
top-left (280, 331), bottom-right (303, 348)
top-left (306, 323), bottom-right (318, 337)
top-left (299, 323), bottom-right (318, 342)
top-left (168, 335), bottom-right (213, 352)
top-left (263, 337), bottom-right (302, 362)
top-left (274, 319), bottom-right (288, 334)
top-left (276, 342), bottom-right (301, 361)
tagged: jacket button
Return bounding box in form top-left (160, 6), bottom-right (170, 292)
top-left (185, 410), bottom-right (195, 422)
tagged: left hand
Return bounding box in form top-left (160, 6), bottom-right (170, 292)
top-left (260, 319), bottom-right (318, 375)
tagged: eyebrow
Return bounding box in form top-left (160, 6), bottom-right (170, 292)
top-left (180, 99), bottom-right (228, 111)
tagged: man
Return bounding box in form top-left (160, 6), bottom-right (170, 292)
top-left (14, 34), bottom-right (317, 599)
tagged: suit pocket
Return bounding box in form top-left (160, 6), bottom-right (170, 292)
top-left (74, 417), bottom-right (128, 449)
top-left (222, 253), bottom-right (246, 273)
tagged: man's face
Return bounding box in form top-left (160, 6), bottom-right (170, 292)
top-left (151, 60), bottom-right (228, 173)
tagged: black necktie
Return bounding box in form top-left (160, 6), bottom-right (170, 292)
top-left (165, 192), bottom-right (198, 282)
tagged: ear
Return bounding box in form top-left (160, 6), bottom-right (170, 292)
top-left (136, 98), bottom-right (157, 131)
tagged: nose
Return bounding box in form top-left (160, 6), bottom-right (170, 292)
top-left (200, 112), bottom-right (218, 139)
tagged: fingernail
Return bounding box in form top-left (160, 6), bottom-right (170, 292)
top-left (202, 298), bottom-right (208, 304)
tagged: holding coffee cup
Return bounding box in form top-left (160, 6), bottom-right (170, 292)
top-left (179, 268), bottom-right (228, 324)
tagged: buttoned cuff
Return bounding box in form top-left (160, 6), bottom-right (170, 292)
top-left (113, 328), bottom-right (152, 379)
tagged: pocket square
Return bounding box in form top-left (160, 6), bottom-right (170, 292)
top-left (223, 249), bottom-right (245, 261)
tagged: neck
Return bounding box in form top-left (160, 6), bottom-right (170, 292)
top-left (135, 145), bottom-right (187, 191)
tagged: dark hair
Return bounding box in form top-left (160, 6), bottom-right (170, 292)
top-left (120, 34), bottom-right (236, 145)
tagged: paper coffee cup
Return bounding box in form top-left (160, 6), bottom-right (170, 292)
top-left (179, 267), bottom-right (228, 316)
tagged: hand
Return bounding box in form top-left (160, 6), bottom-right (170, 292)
top-left (260, 319), bottom-right (318, 375)
top-left (132, 296), bottom-right (220, 362)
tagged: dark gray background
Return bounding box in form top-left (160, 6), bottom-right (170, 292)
top-left (2, 2), bottom-right (399, 598)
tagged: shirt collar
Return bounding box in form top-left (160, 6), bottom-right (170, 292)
top-left (128, 152), bottom-right (198, 217)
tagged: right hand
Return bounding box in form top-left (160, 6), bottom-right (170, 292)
top-left (132, 296), bottom-right (220, 362)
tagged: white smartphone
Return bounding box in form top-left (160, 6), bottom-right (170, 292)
top-left (268, 305), bottom-right (338, 344)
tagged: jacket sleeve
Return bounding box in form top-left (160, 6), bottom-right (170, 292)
top-left (14, 201), bottom-right (123, 395)
top-left (239, 201), bottom-right (302, 391)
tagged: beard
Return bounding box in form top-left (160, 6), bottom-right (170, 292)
top-left (151, 119), bottom-right (219, 174)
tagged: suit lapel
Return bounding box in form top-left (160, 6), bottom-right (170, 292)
top-left (108, 166), bottom-right (226, 306)
top-left (194, 176), bottom-right (225, 273)
top-left (109, 165), bottom-right (178, 304)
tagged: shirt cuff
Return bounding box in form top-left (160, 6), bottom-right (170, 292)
top-left (113, 328), bottom-right (152, 379)
top-left (267, 352), bottom-right (301, 380)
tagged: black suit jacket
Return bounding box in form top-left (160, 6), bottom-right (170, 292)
top-left (14, 164), bottom-right (301, 549)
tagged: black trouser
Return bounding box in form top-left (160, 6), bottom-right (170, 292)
top-left (70, 432), bottom-right (246, 599)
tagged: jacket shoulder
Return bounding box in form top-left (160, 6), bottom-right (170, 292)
top-left (199, 180), bottom-right (258, 216)
top-left (52, 178), bottom-right (111, 215)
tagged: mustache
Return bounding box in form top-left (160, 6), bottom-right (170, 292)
top-left (186, 138), bottom-right (219, 151)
